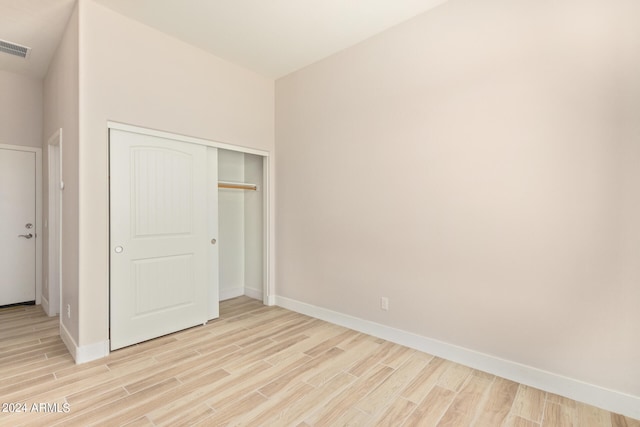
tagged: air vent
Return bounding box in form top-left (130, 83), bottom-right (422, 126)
top-left (0, 39), bottom-right (31, 59)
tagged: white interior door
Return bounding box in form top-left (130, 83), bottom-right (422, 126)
top-left (0, 148), bottom-right (36, 306)
top-left (110, 129), bottom-right (210, 350)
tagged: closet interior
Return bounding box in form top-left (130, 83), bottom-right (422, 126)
top-left (217, 149), bottom-right (264, 302)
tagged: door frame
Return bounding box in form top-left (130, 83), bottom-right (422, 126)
top-left (0, 143), bottom-right (42, 306)
top-left (107, 122), bottom-right (273, 308)
top-left (47, 129), bottom-right (62, 316)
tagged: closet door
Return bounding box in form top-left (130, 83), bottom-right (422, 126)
top-left (110, 129), bottom-right (209, 350)
top-left (207, 147), bottom-right (220, 319)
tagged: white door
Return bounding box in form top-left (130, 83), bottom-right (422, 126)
top-left (110, 129), bottom-right (210, 350)
top-left (0, 148), bottom-right (36, 306)
top-left (207, 147), bottom-right (220, 320)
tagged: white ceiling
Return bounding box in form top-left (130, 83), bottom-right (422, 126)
top-left (0, 0), bottom-right (449, 80)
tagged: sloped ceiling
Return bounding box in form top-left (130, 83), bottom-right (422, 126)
top-left (0, 0), bottom-right (76, 78)
top-left (0, 0), bottom-right (449, 79)
top-left (93, 0), bottom-right (449, 78)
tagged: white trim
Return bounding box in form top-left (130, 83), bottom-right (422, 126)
top-left (76, 340), bottom-right (110, 364)
top-left (0, 143), bottom-right (42, 307)
top-left (0, 143), bottom-right (40, 152)
top-left (47, 129), bottom-right (62, 316)
top-left (35, 149), bottom-right (42, 306)
top-left (275, 296), bottom-right (640, 420)
top-left (60, 321), bottom-right (110, 364)
top-left (107, 121), bottom-right (269, 157)
top-left (41, 295), bottom-right (50, 316)
top-left (60, 321), bottom-right (77, 361)
top-left (35, 148), bottom-right (42, 304)
top-left (262, 155), bottom-right (273, 307)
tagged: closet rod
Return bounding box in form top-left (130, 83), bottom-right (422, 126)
top-left (218, 181), bottom-right (257, 191)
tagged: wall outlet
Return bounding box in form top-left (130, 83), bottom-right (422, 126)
top-left (66, 304), bottom-right (71, 319)
top-left (380, 297), bottom-right (389, 311)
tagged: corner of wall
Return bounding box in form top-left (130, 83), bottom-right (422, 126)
top-left (41, 296), bottom-right (52, 317)
top-left (60, 320), bottom-right (109, 364)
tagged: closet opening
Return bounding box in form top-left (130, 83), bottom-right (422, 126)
top-left (217, 149), bottom-right (265, 302)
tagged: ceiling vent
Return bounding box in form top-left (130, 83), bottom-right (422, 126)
top-left (0, 39), bottom-right (31, 59)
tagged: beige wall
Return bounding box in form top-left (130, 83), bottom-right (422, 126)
top-left (276, 0), bottom-right (640, 398)
top-left (43, 4), bottom-right (80, 340)
top-left (77, 0), bottom-right (275, 346)
top-left (0, 70), bottom-right (42, 148)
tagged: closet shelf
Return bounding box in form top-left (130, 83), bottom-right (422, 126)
top-left (218, 181), bottom-right (257, 191)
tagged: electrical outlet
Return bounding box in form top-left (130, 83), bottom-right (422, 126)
top-left (66, 304), bottom-right (71, 319)
top-left (380, 297), bottom-right (389, 311)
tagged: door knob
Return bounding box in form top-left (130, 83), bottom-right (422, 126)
top-left (114, 246), bottom-right (124, 253)
top-left (211, 238), bottom-right (217, 245)
top-left (18, 233), bottom-right (33, 239)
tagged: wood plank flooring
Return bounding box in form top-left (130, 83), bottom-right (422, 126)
top-left (0, 297), bottom-right (638, 426)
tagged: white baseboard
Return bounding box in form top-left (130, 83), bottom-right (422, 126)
top-left (60, 321), bottom-right (110, 364)
top-left (59, 321), bottom-right (78, 361)
top-left (244, 287), bottom-right (263, 301)
top-left (265, 294), bottom-right (276, 306)
top-left (76, 340), bottom-right (110, 364)
top-left (220, 286), bottom-right (244, 301)
top-left (275, 296), bottom-right (640, 420)
top-left (41, 296), bottom-right (52, 317)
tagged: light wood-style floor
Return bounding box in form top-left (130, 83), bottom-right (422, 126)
top-left (0, 297), bottom-right (638, 427)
